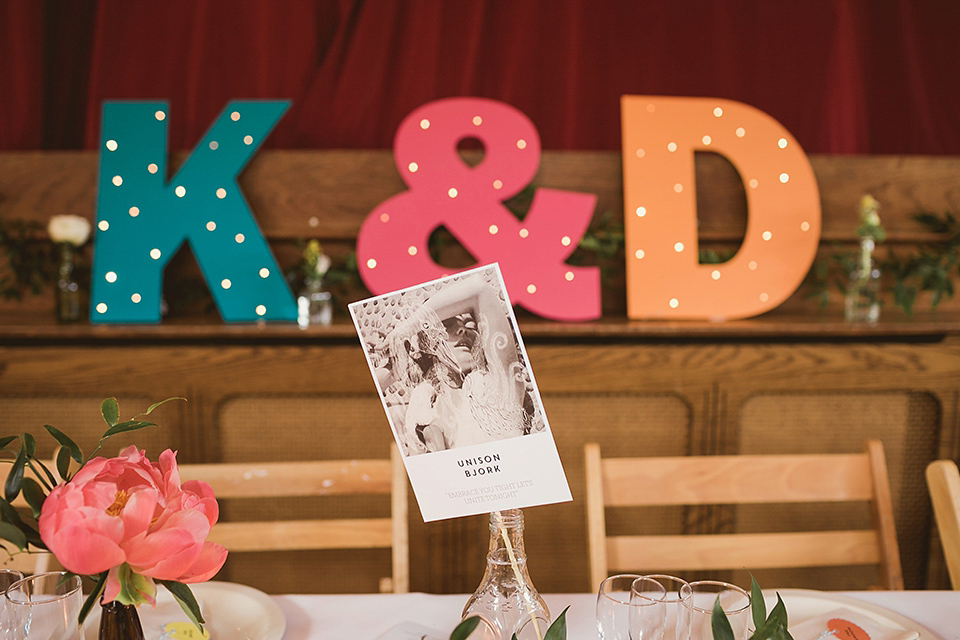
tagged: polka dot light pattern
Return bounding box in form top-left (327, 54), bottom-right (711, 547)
top-left (90, 100), bottom-right (296, 323)
top-left (620, 95), bottom-right (821, 320)
top-left (355, 97), bottom-right (600, 322)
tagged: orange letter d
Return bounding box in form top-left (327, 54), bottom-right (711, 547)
top-left (621, 96), bottom-right (821, 320)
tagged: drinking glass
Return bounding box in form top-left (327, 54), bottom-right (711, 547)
top-left (629, 576), bottom-right (668, 640)
top-left (597, 574), bottom-right (666, 640)
top-left (679, 580), bottom-right (751, 640)
top-left (0, 569), bottom-right (25, 640)
top-left (638, 574), bottom-right (690, 640)
top-left (5, 571), bottom-right (84, 640)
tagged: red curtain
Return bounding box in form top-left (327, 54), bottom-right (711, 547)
top-left (3, 0), bottom-right (959, 154)
top-left (1, 1), bottom-right (44, 149)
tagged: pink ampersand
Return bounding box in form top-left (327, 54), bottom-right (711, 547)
top-left (356, 97), bottom-right (601, 321)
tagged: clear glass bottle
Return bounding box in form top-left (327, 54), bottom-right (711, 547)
top-left (55, 242), bottom-right (82, 323)
top-left (296, 276), bottom-right (333, 328)
top-left (462, 509), bottom-right (550, 640)
top-left (845, 236), bottom-right (881, 323)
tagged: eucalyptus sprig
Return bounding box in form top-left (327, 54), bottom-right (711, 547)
top-left (712, 577), bottom-right (794, 640)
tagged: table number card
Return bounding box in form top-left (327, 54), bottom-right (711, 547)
top-left (790, 608), bottom-right (919, 640)
top-left (349, 263), bottom-right (571, 522)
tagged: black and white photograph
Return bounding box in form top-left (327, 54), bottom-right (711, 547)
top-left (351, 265), bottom-right (545, 456)
top-left (350, 264), bottom-right (571, 521)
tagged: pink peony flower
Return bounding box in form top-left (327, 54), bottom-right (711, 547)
top-left (38, 445), bottom-right (227, 604)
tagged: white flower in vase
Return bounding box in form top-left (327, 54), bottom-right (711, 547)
top-left (47, 214), bottom-right (92, 246)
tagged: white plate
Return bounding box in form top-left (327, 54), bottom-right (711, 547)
top-left (762, 589), bottom-right (941, 640)
top-left (83, 581), bottom-right (286, 640)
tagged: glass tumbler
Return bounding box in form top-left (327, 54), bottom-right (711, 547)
top-left (597, 574), bottom-right (667, 640)
top-left (680, 580), bottom-right (751, 640)
top-left (0, 569), bottom-right (25, 640)
top-left (5, 571), bottom-right (84, 640)
top-left (639, 575), bottom-right (690, 640)
top-left (629, 576), bottom-right (669, 640)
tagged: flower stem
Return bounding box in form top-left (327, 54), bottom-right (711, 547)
top-left (496, 512), bottom-right (544, 640)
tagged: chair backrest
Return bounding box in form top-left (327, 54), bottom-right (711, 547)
top-left (0, 459), bottom-right (57, 575)
top-left (925, 459), bottom-right (960, 589)
top-left (178, 447), bottom-right (409, 593)
top-left (584, 440), bottom-right (903, 591)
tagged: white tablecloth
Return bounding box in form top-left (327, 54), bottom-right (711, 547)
top-left (273, 591), bottom-right (960, 640)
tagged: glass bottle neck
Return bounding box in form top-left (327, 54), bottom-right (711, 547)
top-left (58, 242), bottom-right (75, 276)
top-left (302, 275), bottom-right (325, 291)
top-left (463, 507), bottom-right (549, 638)
top-left (487, 509), bottom-right (526, 561)
top-left (857, 236), bottom-right (876, 273)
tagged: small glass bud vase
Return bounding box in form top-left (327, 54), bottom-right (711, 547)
top-left (98, 600), bottom-right (145, 640)
top-left (845, 236), bottom-right (881, 323)
top-left (55, 242), bottom-right (82, 323)
top-left (296, 276), bottom-right (333, 328)
top-left (462, 509), bottom-right (550, 640)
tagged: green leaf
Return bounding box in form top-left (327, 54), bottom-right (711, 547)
top-left (114, 564), bottom-right (156, 606)
top-left (0, 521), bottom-right (27, 550)
top-left (101, 420), bottom-right (157, 438)
top-left (159, 580), bottom-right (206, 631)
top-left (711, 597), bottom-right (735, 640)
top-left (101, 397), bottom-right (120, 427)
top-left (0, 436), bottom-right (17, 451)
top-left (4, 446), bottom-right (26, 503)
top-left (22, 433), bottom-right (36, 457)
top-left (0, 495), bottom-right (42, 549)
top-left (56, 447), bottom-right (72, 482)
top-left (28, 457), bottom-right (58, 490)
top-left (544, 606), bottom-right (569, 640)
top-left (0, 497), bottom-right (25, 526)
top-left (141, 397), bottom-right (186, 416)
top-left (20, 478), bottom-right (45, 519)
top-left (769, 594), bottom-right (789, 627)
top-left (78, 572), bottom-right (107, 626)
top-left (750, 615), bottom-right (785, 640)
top-left (449, 616), bottom-right (481, 640)
top-left (44, 425), bottom-right (83, 463)
top-left (750, 575), bottom-right (766, 631)
top-left (749, 595), bottom-right (791, 640)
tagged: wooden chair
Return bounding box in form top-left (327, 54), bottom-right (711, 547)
top-left (0, 458), bottom-right (57, 575)
top-left (178, 447), bottom-right (409, 593)
top-left (0, 452), bottom-right (61, 575)
top-left (925, 459), bottom-right (960, 589)
top-left (584, 440), bottom-right (903, 591)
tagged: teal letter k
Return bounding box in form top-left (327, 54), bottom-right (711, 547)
top-left (91, 101), bottom-right (296, 323)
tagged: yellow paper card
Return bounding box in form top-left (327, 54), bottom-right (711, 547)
top-left (162, 621), bottom-right (210, 639)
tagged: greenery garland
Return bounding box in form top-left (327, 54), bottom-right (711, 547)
top-left (0, 218), bottom-right (52, 300)
top-left (807, 210), bottom-right (960, 315)
top-left (5, 208), bottom-right (960, 318)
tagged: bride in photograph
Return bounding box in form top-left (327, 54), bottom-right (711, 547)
top-left (375, 269), bottom-right (541, 454)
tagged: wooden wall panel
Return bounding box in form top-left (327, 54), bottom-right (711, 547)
top-left (4, 337), bottom-right (957, 592)
top-left (4, 152), bottom-right (960, 243)
top-left (4, 150), bottom-right (960, 592)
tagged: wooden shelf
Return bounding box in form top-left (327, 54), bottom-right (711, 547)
top-left (4, 309), bottom-right (960, 344)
